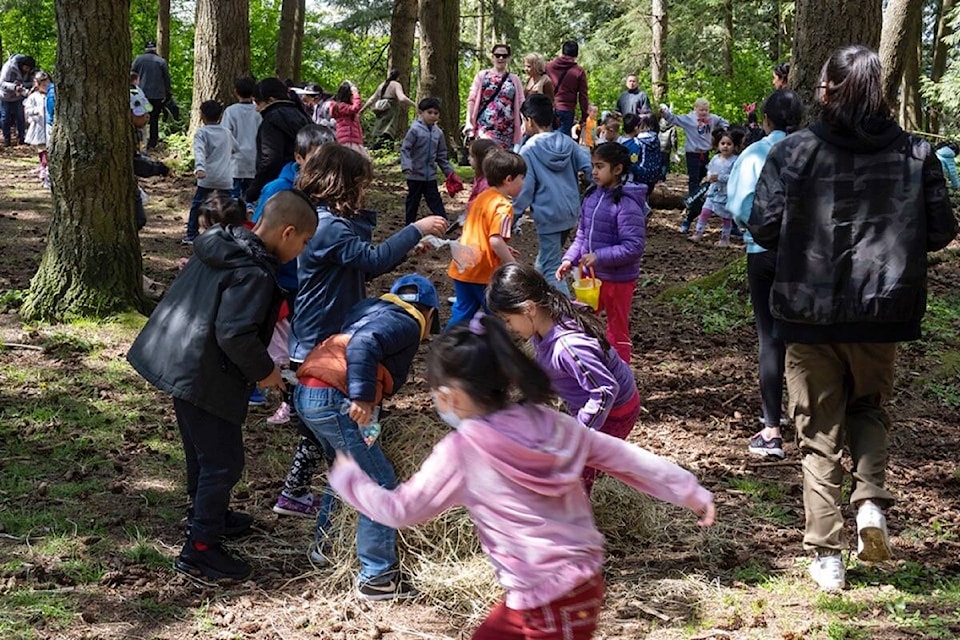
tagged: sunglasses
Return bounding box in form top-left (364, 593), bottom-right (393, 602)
top-left (493, 53), bottom-right (510, 59)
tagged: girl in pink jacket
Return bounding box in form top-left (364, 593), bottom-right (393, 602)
top-left (330, 81), bottom-right (367, 157)
top-left (329, 313), bottom-right (716, 639)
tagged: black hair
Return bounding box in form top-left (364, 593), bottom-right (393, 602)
top-left (487, 262), bottom-right (612, 353)
top-left (199, 100), bottom-right (223, 123)
top-left (636, 112), bottom-right (656, 132)
top-left (199, 193), bottom-right (246, 230)
top-left (761, 89), bottom-right (804, 133)
top-left (19, 56), bottom-right (35, 70)
top-left (935, 140), bottom-right (960, 154)
top-left (747, 111), bottom-right (758, 124)
top-left (418, 97), bottom-right (441, 112)
top-left (426, 314), bottom-right (553, 412)
top-left (521, 93), bottom-right (555, 128)
top-left (561, 40), bottom-right (579, 57)
top-left (587, 142), bottom-right (630, 203)
top-left (260, 190), bottom-right (319, 233)
top-left (334, 81), bottom-right (352, 104)
top-left (774, 62), bottom-right (790, 83)
top-left (818, 45), bottom-right (891, 137)
top-left (295, 142), bottom-right (373, 216)
top-left (386, 68), bottom-right (400, 83)
top-left (295, 123), bottom-right (335, 157)
top-left (727, 126), bottom-right (746, 151)
top-left (491, 43), bottom-right (511, 56)
top-left (622, 112), bottom-right (639, 135)
top-left (482, 148), bottom-right (526, 186)
top-left (255, 77), bottom-right (289, 102)
top-left (711, 127), bottom-right (736, 150)
top-left (235, 76), bottom-right (256, 99)
top-left (469, 138), bottom-right (499, 179)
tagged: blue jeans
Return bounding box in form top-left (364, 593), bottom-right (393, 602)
top-left (536, 229), bottom-right (573, 297)
top-left (1, 99), bottom-right (25, 145)
top-left (232, 178), bottom-right (253, 201)
top-left (293, 385), bottom-right (398, 581)
top-left (555, 110), bottom-right (575, 137)
top-left (446, 280), bottom-right (489, 330)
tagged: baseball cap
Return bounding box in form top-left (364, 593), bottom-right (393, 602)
top-left (390, 274), bottom-right (441, 333)
top-left (145, 41), bottom-right (157, 51)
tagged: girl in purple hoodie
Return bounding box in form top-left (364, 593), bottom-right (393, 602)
top-left (488, 262), bottom-right (640, 494)
top-left (556, 142), bottom-right (647, 363)
top-left (329, 314), bottom-right (714, 638)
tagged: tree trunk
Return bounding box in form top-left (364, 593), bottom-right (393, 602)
top-left (292, 0), bottom-right (305, 83)
top-left (157, 0), bottom-right (171, 60)
top-left (22, 0), bottom-right (145, 320)
top-left (722, 0), bottom-right (734, 78)
top-left (930, 0), bottom-right (956, 133)
top-left (191, 0), bottom-right (250, 130)
top-left (879, 0), bottom-right (923, 108)
top-left (419, 0), bottom-right (460, 152)
top-left (276, 0), bottom-right (304, 82)
top-left (389, 0), bottom-right (418, 131)
top-left (770, 0), bottom-right (781, 61)
top-left (476, 0), bottom-right (485, 54)
top-left (651, 0), bottom-right (668, 103)
top-left (791, 0), bottom-right (882, 108)
top-left (899, 35), bottom-right (923, 131)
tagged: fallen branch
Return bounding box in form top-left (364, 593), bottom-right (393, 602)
top-left (2, 343), bottom-right (43, 351)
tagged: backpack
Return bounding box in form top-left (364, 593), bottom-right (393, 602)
top-left (623, 134), bottom-right (662, 185)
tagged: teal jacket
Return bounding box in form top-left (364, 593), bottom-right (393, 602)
top-left (936, 146), bottom-right (960, 189)
top-left (728, 130), bottom-right (786, 254)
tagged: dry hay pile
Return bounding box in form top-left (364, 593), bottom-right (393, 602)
top-left (303, 409), bottom-right (716, 628)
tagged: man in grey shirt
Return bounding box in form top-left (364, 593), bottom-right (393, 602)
top-left (131, 42), bottom-right (172, 149)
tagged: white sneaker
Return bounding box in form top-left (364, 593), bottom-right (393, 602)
top-left (856, 500), bottom-right (891, 562)
top-left (809, 553), bottom-right (846, 591)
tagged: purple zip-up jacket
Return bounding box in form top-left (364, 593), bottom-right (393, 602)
top-left (533, 322), bottom-right (637, 430)
top-left (563, 183), bottom-right (646, 283)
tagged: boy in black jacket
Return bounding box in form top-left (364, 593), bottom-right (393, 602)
top-left (293, 273), bottom-right (440, 601)
top-left (127, 191), bottom-right (318, 581)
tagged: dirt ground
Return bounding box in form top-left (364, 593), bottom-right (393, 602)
top-left (1, 143), bottom-right (959, 640)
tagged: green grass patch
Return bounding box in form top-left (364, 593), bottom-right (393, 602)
top-left (816, 593), bottom-right (870, 616)
top-left (0, 590), bottom-right (75, 631)
top-left (0, 288), bottom-right (26, 312)
top-left (656, 256), bottom-right (752, 334)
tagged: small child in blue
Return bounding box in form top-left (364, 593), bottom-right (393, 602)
top-left (618, 112), bottom-right (661, 202)
top-left (401, 97), bottom-right (462, 224)
top-left (689, 128), bottom-right (738, 247)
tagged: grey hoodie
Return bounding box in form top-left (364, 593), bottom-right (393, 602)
top-left (400, 118), bottom-right (454, 181)
top-left (514, 130), bottom-right (593, 234)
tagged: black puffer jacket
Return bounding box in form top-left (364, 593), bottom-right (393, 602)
top-left (127, 226), bottom-right (282, 424)
top-left (245, 100), bottom-right (311, 203)
top-left (749, 119), bottom-right (957, 344)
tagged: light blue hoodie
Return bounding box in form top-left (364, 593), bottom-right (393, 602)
top-left (514, 130), bottom-right (593, 234)
top-left (936, 145), bottom-right (960, 189)
top-left (728, 130), bottom-right (785, 254)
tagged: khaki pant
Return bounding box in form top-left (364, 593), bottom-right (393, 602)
top-left (785, 342), bottom-right (897, 553)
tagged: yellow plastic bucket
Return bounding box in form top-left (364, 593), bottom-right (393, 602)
top-left (572, 266), bottom-right (602, 311)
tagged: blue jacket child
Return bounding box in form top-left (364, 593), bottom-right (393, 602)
top-left (293, 274), bottom-right (440, 595)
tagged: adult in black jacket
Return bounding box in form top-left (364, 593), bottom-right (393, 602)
top-left (749, 45), bottom-right (957, 593)
top-left (127, 193), bottom-right (318, 581)
top-left (245, 77), bottom-right (312, 204)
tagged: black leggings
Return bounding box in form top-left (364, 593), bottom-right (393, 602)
top-left (747, 251), bottom-right (786, 427)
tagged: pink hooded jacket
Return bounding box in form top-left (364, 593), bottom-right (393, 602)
top-left (329, 403), bottom-right (714, 610)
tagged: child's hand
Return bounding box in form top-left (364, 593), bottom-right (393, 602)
top-left (413, 215), bottom-right (448, 238)
top-left (195, 169), bottom-right (206, 179)
top-left (696, 501), bottom-right (716, 527)
top-left (258, 366), bottom-right (284, 393)
top-left (581, 253), bottom-right (598, 268)
top-left (349, 400), bottom-right (375, 426)
top-left (555, 260), bottom-right (573, 281)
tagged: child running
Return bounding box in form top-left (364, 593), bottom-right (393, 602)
top-left (328, 314), bottom-right (716, 639)
top-left (689, 128), bottom-right (738, 247)
top-left (488, 262), bottom-right (641, 494)
top-left (556, 142), bottom-right (646, 363)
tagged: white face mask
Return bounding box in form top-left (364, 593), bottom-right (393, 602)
top-left (433, 389), bottom-right (462, 429)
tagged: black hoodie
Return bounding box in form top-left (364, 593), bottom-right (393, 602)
top-left (128, 226), bottom-right (283, 424)
top-left (245, 100), bottom-right (312, 203)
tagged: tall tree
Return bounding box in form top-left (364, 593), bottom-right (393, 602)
top-left (651, 0), bottom-right (668, 102)
top-left (721, 0), bottom-right (734, 77)
top-left (930, 0), bottom-right (957, 132)
top-left (276, 0), bottom-right (305, 82)
top-left (388, 0), bottom-right (418, 130)
top-left (791, 0), bottom-right (882, 107)
top-left (191, 0), bottom-right (250, 129)
top-left (22, 0), bottom-right (144, 320)
top-left (157, 0), bottom-right (171, 59)
top-left (879, 0), bottom-right (924, 108)
top-left (900, 37), bottom-right (923, 130)
top-left (418, 0), bottom-right (460, 150)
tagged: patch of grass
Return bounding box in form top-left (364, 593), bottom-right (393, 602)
top-left (0, 288), bottom-right (26, 311)
top-left (816, 593), bottom-right (870, 616)
top-left (1, 590), bottom-right (75, 630)
top-left (40, 331), bottom-right (100, 359)
top-left (825, 621), bottom-right (869, 640)
top-left (656, 256), bottom-right (752, 334)
top-left (123, 532), bottom-right (170, 570)
top-left (726, 476), bottom-right (786, 501)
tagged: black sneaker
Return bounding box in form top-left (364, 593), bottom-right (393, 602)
top-left (175, 541), bottom-right (252, 581)
top-left (357, 570), bottom-right (418, 601)
top-left (184, 509), bottom-right (254, 540)
top-left (748, 432), bottom-right (785, 459)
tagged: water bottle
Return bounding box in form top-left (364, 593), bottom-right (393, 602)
top-left (340, 399), bottom-right (382, 447)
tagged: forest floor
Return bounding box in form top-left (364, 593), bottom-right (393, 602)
top-left (0, 144), bottom-right (959, 640)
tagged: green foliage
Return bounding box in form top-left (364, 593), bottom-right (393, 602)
top-left (921, 5), bottom-right (960, 137)
top-left (657, 256), bottom-right (752, 334)
top-left (0, 0), bottom-right (56, 72)
top-left (0, 288), bottom-right (26, 312)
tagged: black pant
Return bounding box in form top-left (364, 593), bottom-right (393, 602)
top-left (173, 397), bottom-right (245, 544)
top-left (147, 98), bottom-right (165, 149)
top-left (747, 251), bottom-right (786, 427)
top-left (683, 151), bottom-right (710, 224)
top-left (405, 179), bottom-right (447, 225)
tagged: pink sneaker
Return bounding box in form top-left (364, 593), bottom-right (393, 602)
top-left (273, 493), bottom-right (319, 518)
top-left (266, 402), bottom-right (291, 425)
